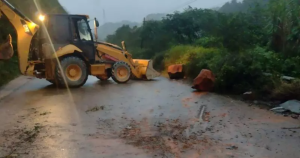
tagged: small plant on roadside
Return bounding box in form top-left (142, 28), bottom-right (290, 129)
top-left (85, 106), bottom-right (105, 113)
top-left (40, 112), bottom-right (51, 116)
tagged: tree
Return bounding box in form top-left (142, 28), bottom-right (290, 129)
top-left (267, 0), bottom-right (300, 56)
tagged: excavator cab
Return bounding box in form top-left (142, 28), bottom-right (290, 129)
top-left (39, 14), bottom-right (96, 62)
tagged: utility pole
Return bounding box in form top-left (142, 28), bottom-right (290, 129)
top-left (140, 18), bottom-right (146, 49)
top-left (94, 18), bottom-right (98, 42)
top-left (103, 9), bottom-right (106, 25)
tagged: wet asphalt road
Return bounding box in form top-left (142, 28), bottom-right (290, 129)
top-left (0, 76), bottom-right (299, 158)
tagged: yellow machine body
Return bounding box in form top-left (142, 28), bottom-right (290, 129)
top-left (0, 0), bottom-right (160, 87)
top-left (95, 43), bottom-right (160, 80)
top-left (0, 0), bottom-right (39, 74)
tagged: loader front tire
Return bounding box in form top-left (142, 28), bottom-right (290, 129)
top-left (111, 61), bottom-right (131, 84)
top-left (55, 56), bottom-right (88, 88)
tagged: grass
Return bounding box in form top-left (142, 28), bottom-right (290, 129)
top-left (272, 80), bottom-right (300, 101)
top-left (0, 56), bottom-right (19, 87)
top-left (164, 45), bottom-right (217, 67)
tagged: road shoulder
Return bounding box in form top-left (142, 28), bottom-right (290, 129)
top-left (0, 76), bottom-right (33, 100)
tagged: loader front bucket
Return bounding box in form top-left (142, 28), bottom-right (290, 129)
top-left (0, 34), bottom-right (13, 60)
top-left (133, 59), bottom-right (160, 80)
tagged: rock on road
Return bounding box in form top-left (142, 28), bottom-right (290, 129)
top-left (0, 76), bottom-right (299, 158)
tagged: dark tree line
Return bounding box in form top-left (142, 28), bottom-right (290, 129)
top-left (107, 0), bottom-right (300, 95)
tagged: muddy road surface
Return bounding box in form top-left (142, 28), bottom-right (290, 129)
top-left (0, 76), bottom-right (299, 158)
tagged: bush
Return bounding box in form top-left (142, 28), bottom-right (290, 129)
top-left (0, 56), bottom-right (19, 87)
top-left (272, 80), bottom-right (300, 102)
top-left (281, 56), bottom-right (300, 77)
top-left (102, 1), bottom-right (300, 99)
top-left (152, 52), bottom-right (165, 70)
top-left (194, 36), bottom-right (223, 48)
top-left (163, 45), bottom-right (279, 94)
top-left (209, 47), bottom-right (281, 94)
top-left (163, 45), bottom-right (218, 68)
top-left (212, 51), bottom-right (266, 93)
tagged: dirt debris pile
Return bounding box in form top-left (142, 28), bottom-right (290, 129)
top-left (118, 119), bottom-right (216, 157)
top-left (86, 106), bottom-right (105, 113)
top-left (1, 125), bottom-right (43, 157)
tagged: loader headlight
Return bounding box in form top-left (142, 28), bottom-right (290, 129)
top-left (30, 22), bottom-right (36, 27)
top-left (39, 15), bottom-right (45, 21)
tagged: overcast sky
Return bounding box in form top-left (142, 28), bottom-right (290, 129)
top-left (59, 0), bottom-right (231, 23)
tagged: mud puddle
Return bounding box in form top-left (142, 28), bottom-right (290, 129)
top-left (97, 115), bottom-right (220, 158)
top-left (0, 125), bottom-right (43, 158)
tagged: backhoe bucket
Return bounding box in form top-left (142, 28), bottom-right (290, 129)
top-left (0, 34), bottom-right (13, 60)
top-left (133, 59), bottom-right (160, 80)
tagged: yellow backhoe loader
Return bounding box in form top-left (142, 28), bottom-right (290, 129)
top-left (0, 0), bottom-right (160, 87)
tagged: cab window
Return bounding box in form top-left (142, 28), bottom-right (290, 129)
top-left (77, 19), bottom-right (92, 41)
top-left (71, 18), bottom-right (92, 41)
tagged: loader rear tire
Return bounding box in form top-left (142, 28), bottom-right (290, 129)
top-left (55, 56), bottom-right (88, 88)
top-left (111, 61), bottom-right (131, 84)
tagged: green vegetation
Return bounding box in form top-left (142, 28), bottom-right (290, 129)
top-left (272, 80), bottom-right (300, 101)
top-left (107, 0), bottom-right (300, 100)
top-left (145, 13), bottom-right (167, 21)
top-left (0, 0), bottom-right (66, 87)
top-left (219, 0), bottom-right (269, 13)
top-left (0, 56), bottom-right (19, 86)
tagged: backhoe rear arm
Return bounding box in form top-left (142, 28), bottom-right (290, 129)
top-left (0, 0), bottom-right (39, 74)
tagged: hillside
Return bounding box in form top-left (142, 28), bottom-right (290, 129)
top-left (7, 0), bottom-right (67, 19)
top-left (219, 0), bottom-right (269, 13)
top-left (145, 13), bottom-right (167, 21)
top-left (98, 13), bottom-right (167, 41)
top-left (0, 0), bottom-right (66, 86)
top-left (98, 21), bottom-right (140, 41)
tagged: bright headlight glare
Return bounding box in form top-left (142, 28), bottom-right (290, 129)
top-left (39, 15), bottom-right (45, 21)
